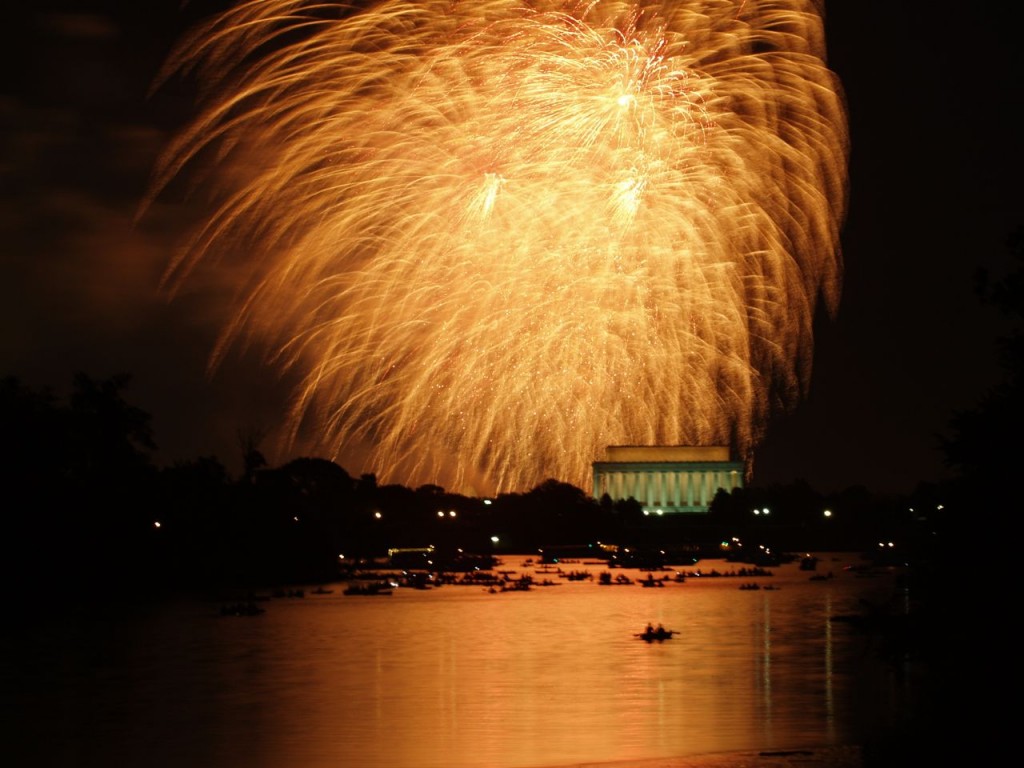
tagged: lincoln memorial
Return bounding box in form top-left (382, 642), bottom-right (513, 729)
top-left (592, 445), bottom-right (744, 513)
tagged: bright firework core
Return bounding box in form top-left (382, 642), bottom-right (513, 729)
top-left (154, 0), bottom-right (848, 496)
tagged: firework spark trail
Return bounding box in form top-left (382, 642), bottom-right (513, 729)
top-left (153, 0), bottom-right (848, 494)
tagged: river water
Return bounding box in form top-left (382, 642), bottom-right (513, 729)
top-left (4, 553), bottom-right (917, 768)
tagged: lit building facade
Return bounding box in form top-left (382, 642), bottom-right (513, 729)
top-left (592, 446), bottom-right (744, 513)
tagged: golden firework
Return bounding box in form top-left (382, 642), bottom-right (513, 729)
top-left (153, 0), bottom-right (848, 495)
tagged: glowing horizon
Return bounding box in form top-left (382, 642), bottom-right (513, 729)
top-left (152, 0), bottom-right (848, 495)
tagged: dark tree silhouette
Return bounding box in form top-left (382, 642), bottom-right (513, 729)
top-left (941, 227), bottom-right (1024, 503)
top-left (2, 373), bottom-right (161, 599)
top-left (238, 427), bottom-right (268, 483)
top-left (1, 376), bottom-right (63, 488)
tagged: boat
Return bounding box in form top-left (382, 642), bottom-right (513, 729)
top-left (220, 601), bottom-right (266, 616)
top-left (491, 578), bottom-right (532, 592)
top-left (635, 625), bottom-right (677, 642)
top-left (639, 573), bottom-right (666, 588)
top-left (343, 580), bottom-right (395, 596)
top-left (598, 572), bottom-right (633, 585)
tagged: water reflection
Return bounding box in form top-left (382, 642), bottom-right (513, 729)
top-left (6, 554), bottom-right (905, 768)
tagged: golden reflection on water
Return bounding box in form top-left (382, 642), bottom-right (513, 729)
top-left (254, 555), bottom-right (896, 768)
top-left (9, 554), bottom-right (902, 768)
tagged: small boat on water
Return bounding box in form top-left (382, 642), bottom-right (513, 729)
top-left (344, 580), bottom-right (395, 596)
top-left (799, 555), bottom-right (820, 571)
top-left (221, 601), bottom-right (266, 616)
top-left (639, 574), bottom-right (666, 588)
top-left (598, 572), bottom-right (633, 585)
top-left (488, 578), bottom-right (532, 593)
top-left (635, 625), bottom-right (677, 642)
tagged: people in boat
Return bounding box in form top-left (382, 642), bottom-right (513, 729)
top-left (638, 623), bottom-right (674, 640)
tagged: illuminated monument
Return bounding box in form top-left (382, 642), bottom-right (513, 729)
top-left (592, 446), bottom-right (743, 514)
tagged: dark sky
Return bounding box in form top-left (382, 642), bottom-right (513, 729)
top-left (3, 1), bottom-right (1022, 496)
top-left (755, 2), bottom-right (1024, 494)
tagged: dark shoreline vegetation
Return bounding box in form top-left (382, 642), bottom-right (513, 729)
top-left (0, 370), bottom-right (978, 597)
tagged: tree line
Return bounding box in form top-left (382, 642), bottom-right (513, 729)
top-left (0, 368), bottom-right (972, 597)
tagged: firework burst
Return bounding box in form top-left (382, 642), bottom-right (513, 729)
top-left (153, 0), bottom-right (848, 494)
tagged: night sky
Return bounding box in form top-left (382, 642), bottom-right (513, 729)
top-left (3, 1), bottom-right (1022, 496)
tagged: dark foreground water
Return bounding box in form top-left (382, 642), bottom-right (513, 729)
top-left (3, 553), bottom-right (919, 768)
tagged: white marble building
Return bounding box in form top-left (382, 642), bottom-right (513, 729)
top-left (592, 446), bottom-right (744, 513)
